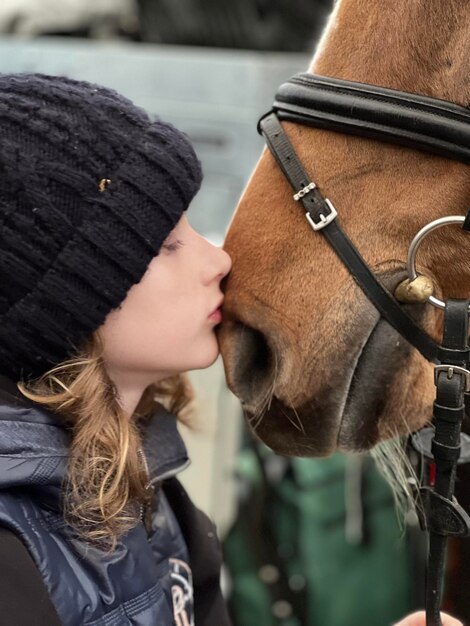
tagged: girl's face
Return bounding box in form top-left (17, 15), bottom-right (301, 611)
top-left (99, 215), bottom-right (232, 387)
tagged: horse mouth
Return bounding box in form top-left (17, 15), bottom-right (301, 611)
top-left (242, 313), bottom-right (416, 457)
top-left (220, 271), bottom-right (428, 457)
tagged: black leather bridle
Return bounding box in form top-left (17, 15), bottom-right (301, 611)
top-left (258, 73), bottom-right (470, 626)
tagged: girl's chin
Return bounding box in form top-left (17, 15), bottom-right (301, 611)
top-left (164, 336), bottom-right (220, 374)
top-left (191, 340), bottom-right (220, 371)
top-left (198, 351), bottom-right (220, 370)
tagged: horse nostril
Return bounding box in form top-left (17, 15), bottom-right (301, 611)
top-left (231, 322), bottom-right (275, 406)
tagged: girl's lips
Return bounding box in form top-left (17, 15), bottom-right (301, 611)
top-left (208, 308), bottom-right (223, 323)
top-left (208, 297), bottom-right (224, 319)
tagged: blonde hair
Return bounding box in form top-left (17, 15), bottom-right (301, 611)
top-left (18, 334), bottom-right (193, 549)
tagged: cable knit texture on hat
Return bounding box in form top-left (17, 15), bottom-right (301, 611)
top-left (0, 73), bottom-right (202, 379)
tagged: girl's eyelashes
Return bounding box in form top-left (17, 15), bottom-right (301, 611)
top-left (162, 239), bottom-right (184, 252)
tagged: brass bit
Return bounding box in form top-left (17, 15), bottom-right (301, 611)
top-left (394, 275), bottom-right (434, 303)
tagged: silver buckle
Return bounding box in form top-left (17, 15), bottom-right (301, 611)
top-left (293, 181), bottom-right (316, 201)
top-left (434, 364), bottom-right (470, 392)
top-left (305, 199), bottom-right (337, 231)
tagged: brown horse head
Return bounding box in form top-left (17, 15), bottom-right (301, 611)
top-left (218, 0), bottom-right (470, 457)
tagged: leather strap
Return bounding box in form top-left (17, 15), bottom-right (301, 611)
top-left (411, 427), bottom-right (470, 464)
top-left (425, 300), bottom-right (470, 626)
top-left (270, 73), bottom-right (470, 164)
top-left (259, 112), bottom-right (439, 363)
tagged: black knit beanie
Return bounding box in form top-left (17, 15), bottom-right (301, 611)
top-left (0, 73), bottom-right (202, 380)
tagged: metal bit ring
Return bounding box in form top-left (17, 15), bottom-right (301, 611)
top-left (407, 215), bottom-right (468, 310)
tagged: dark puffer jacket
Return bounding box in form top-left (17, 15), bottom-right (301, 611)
top-left (0, 376), bottom-right (231, 626)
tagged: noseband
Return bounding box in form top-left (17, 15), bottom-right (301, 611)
top-left (259, 73), bottom-right (470, 626)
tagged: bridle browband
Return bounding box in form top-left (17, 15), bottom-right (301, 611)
top-left (258, 73), bottom-right (470, 626)
top-left (273, 73), bottom-right (470, 165)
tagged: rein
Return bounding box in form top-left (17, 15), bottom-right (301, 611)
top-left (258, 73), bottom-right (470, 626)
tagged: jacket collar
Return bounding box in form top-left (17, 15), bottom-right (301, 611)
top-left (0, 375), bottom-right (189, 490)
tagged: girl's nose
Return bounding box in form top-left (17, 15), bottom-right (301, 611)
top-left (206, 245), bottom-right (231, 286)
top-left (218, 247), bottom-right (232, 279)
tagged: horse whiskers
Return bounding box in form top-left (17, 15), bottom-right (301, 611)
top-left (247, 356), bottom-right (307, 436)
top-left (248, 387), bottom-right (272, 430)
top-left (281, 386), bottom-right (305, 434)
top-left (248, 401), bottom-right (266, 432)
top-left (394, 411), bottom-right (426, 508)
top-left (266, 350), bottom-right (279, 412)
top-left (248, 351), bottom-right (280, 431)
top-left (279, 404), bottom-right (305, 433)
top-left (261, 355), bottom-right (278, 415)
top-left (370, 421), bottom-right (419, 525)
top-left (246, 409), bottom-right (263, 432)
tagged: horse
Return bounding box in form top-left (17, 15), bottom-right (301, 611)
top-left (218, 0), bottom-right (470, 463)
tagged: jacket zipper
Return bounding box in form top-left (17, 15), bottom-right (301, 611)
top-left (137, 448), bottom-right (154, 535)
top-left (136, 448), bottom-right (190, 535)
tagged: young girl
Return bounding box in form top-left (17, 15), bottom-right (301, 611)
top-left (0, 72), bottom-right (231, 626)
top-left (0, 73), bottom-right (460, 626)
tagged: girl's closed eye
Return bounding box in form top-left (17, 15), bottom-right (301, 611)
top-left (162, 239), bottom-right (184, 252)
